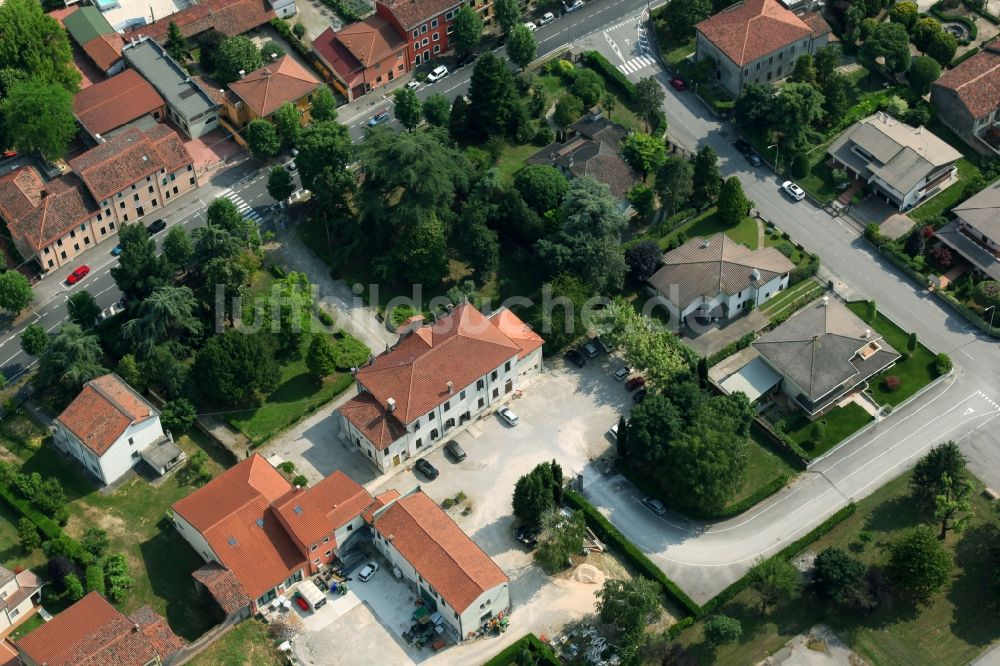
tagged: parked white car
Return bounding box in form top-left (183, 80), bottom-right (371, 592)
top-left (426, 65), bottom-right (450, 83)
top-left (782, 180), bottom-right (806, 201)
top-left (406, 80), bottom-right (420, 90)
top-left (524, 21), bottom-right (537, 31)
top-left (358, 562), bottom-right (379, 581)
top-left (608, 422), bottom-right (619, 441)
top-left (564, 0), bottom-right (584, 12)
top-left (538, 11), bottom-right (556, 25)
top-left (498, 407), bottom-right (520, 426)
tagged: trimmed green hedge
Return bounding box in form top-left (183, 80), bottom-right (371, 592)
top-left (929, 3), bottom-right (978, 42)
top-left (935, 290), bottom-right (1000, 338)
top-left (482, 633), bottom-right (560, 666)
top-left (952, 45), bottom-right (982, 67)
top-left (0, 481), bottom-right (62, 541)
top-left (582, 51), bottom-right (636, 101)
top-left (85, 564), bottom-right (106, 595)
top-left (751, 420), bottom-right (811, 467)
top-left (564, 490), bottom-right (702, 617)
top-left (706, 332), bottom-right (756, 367)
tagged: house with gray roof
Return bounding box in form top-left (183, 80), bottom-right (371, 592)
top-left (827, 113), bottom-right (962, 212)
top-left (753, 297), bottom-right (900, 415)
top-left (647, 233), bottom-right (795, 329)
top-left (122, 36), bottom-right (220, 139)
top-left (935, 180), bottom-right (1000, 281)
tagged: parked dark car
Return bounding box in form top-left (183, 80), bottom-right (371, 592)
top-left (632, 387), bottom-right (648, 403)
top-left (564, 349), bottom-right (586, 367)
top-left (513, 525), bottom-right (538, 549)
top-left (625, 376), bottom-right (646, 391)
top-left (733, 138), bottom-right (751, 155)
top-left (746, 152), bottom-right (762, 167)
top-left (147, 219), bottom-right (166, 234)
top-left (414, 458), bottom-right (439, 480)
top-left (444, 439), bottom-right (467, 462)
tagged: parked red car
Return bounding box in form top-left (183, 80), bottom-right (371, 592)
top-left (670, 77), bottom-right (686, 91)
top-left (66, 265), bottom-right (90, 285)
top-left (295, 595), bottom-right (309, 611)
top-left (625, 376), bottom-right (646, 391)
top-left (1, 149), bottom-right (16, 159)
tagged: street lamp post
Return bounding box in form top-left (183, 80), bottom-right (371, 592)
top-left (768, 143), bottom-right (780, 174)
top-left (986, 305), bottom-right (997, 333)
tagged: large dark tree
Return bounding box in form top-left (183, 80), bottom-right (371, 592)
top-left (466, 52), bottom-right (524, 140)
top-left (513, 165), bottom-right (569, 215)
top-left (35, 323), bottom-right (106, 400)
top-left (2, 80), bottom-right (77, 160)
top-left (655, 156), bottom-right (694, 214)
top-left (296, 120), bottom-right (354, 216)
top-left (67, 292), bottom-right (100, 329)
top-left (451, 5), bottom-right (484, 56)
top-left (911, 441), bottom-right (966, 508)
top-left (813, 547), bottom-right (868, 607)
top-left (733, 83), bottom-right (773, 128)
top-left (633, 76), bottom-right (665, 131)
top-left (193, 331), bottom-right (279, 406)
top-left (860, 22), bottom-right (911, 74)
top-left (625, 241), bottom-right (663, 282)
top-left (692, 145), bottom-right (721, 202)
top-left (214, 35), bottom-right (262, 85)
top-left (422, 94), bottom-right (451, 127)
top-left (887, 524), bottom-right (953, 603)
top-left (658, 0), bottom-right (712, 40)
top-left (110, 223), bottom-right (170, 301)
top-left (507, 23), bottom-right (537, 70)
top-left (512, 460), bottom-right (565, 530)
top-left (393, 86), bottom-right (423, 131)
top-left (0, 0), bottom-right (80, 91)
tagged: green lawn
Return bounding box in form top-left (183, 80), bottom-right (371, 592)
top-left (658, 209), bottom-right (759, 250)
top-left (798, 159), bottom-right (842, 203)
top-left (8, 613), bottom-right (44, 640)
top-left (662, 37), bottom-right (695, 67)
top-left (760, 279), bottom-right (824, 318)
top-left (677, 471), bottom-right (1000, 666)
top-left (783, 402), bottom-right (874, 458)
top-left (535, 73), bottom-right (645, 133)
top-left (0, 495), bottom-right (46, 573)
top-left (845, 301), bottom-right (939, 406)
top-left (188, 618), bottom-right (283, 666)
top-left (909, 158), bottom-right (981, 222)
top-left (1, 412), bottom-right (232, 640)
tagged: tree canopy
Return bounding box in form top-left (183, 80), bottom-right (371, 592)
top-left (860, 22), bottom-right (911, 74)
top-left (620, 133), bottom-right (666, 179)
top-left (111, 224), bottom-right (171, 300)
top-left (245, 118), bottom-right (280, 157)
top-left (655, 156), bottom-right (694, 214)
top-left (514, 165), bottom-right (569, 215)
top-left (717, 176), bottom-right (752, 225)
top-left (596, 576), bottom-right (661, 634)
top-left (451, 5), bottom-right (484, 55)
top-left (0, 270), bottom-right (32, 314)
top-left (36, 323), bottom-right (106, 400)
top-left (658, 0), bottom-right (712, 40)
top-left (193, 330), bottom-right (279, 406)
top-left (747, 556), bottom-right (800, 613)
top-left (692, 145), bottom-right (721, 202)
top-left (466, 52), bottom-right (525, 140)
top-left (911, 441), bottom-right (966, 507)
top-left (0, 0), bottom-right (80, 91)
top-left (267, 165), bottom-right (295, 202)
top-left (2, 80), bottom-right (77, 160)
top-left (507, 23), bottom-right (537, 70)
top-left (214, 35), bottom-right (262, 85)
top-left (909, 56), bottom-right (941, 95)
top-left (309, 86), bottom-right (337, 122)
top-left (512, 460), bottom-right (564, 530)
top-left (393, 86), bottom-right (423, 131)
top-left (887, 524), bottom-right (954, 603)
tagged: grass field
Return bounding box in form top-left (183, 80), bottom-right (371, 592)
top-left (760, 279), bottom-right (824, 318)
top-left (0, 499), bottom-right (46, 573)
top-left (188, 619), bottom-right (283, 666)
top-left (845, 301), bottom-right (939, 406)
top-left (677, 471), bottom-right (1000, 666)
top-left (783, 402), bottom-right (874, 458)
top-left (910, 158), bottom-right (981, 222)
top-left (1, 412), bottom-right (232, 640)
top-left (658, 209), bottom-right (759, 250)
top-left (8, 614), bottom-right (44, 640)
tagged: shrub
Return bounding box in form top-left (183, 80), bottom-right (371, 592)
top-left (581, 51), bottom-right (635, 101)
top-left (330, 335), bottom-right (370, 370)
top-left (277, 461), bottom-right (295, 474)
top-left (292, 475), bottom-right (308, 487)
top-left (973, 280), bottom-right (1000, 309)
top-left (790, 153), bottom-right (809, 179)
top-left (533, 126), bottom-right (555, 146)
top-left (704, 614), bottom-right (743, 644)
top-left (104, 553), bottom-right (134, 603)
top-left (317, 309), bottom-right (335, 326)
top-left (47, 555), bottom-right (76, 586)
top-left (85, 564), bottom-right (105, 595)
top-left (81, 527), bottom-right (110, 559)
top-left (18, 517), bottom-right (40, 551)
top-left (63, 573), bottom-right (85, 601)
top-left (935, 352), bottom-right (953, 375)
top-left (883, 375), bottom-right (901, 391)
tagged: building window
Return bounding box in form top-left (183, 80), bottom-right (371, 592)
top-left (325, 550), bottom-right (332, 557)
top-left (187, 164), bottom-right (193, 171)
top-left (427, 411), bottom-right (434, 421)
top-left (431, 17), bottom-right (438, 27)
top-left (73, 243), bottom-right (79, 251)
top-left (421, 37), bottom-right (429, 46)
top-left (109, 222), bottom-right (115, 229)
top-left (123, 213), bottom-right (128, 221)
top-left (447, 26), bottom-right (454, 34)
top-left (491, 370), bottom-right (497, 381)
top-left (131, 183), bottom-right (137, 190)
top-left (413, 29), bottom-right (419, 38)
top-left (120, 202), bottom-right (126, 209)
top-left (346, 524), bottom-right (353, 532)
top-left (477, 379), bottom-right (484, 390)
top-left (84, 237), bottom-right (90, 245)
top-left (416, 438), bottom-right (423, 448)
top-left (133, 193), bottom-right (140, 202)
top-left (189, 176), bottom-right (196, 185)
top-left (57, 239), bottom-right (63, 247)
top-left (131, 451), bottom-right (140, 459)
top-left (431, 429), bottom-right (439, 439)
top-left (97, 212), bottom-right (103, 221)
top-left (103, 199), bottom-right (109, 206)
top-left (100, 227), bottom-right (106, 235)
top-left (433, 32), bottom-right (439, 41)
top-left (323, 537), bottom-right (329, 543)
top-left (70, 230), bottom-right (76, 239)
top-left (173, 186), bottom-right (178, 194)
top-left (460, 390), bottom-right (466, 399)
top-left (47, 259), bottom-right (54, 268)
top-left (433, 44), bottom-right (440, 53)
top-left (310, 544), bottom-right (318, 551)
top-left (117, 192), bottom-right (123, 199)
top-left (148, 185), bottom-right (154, 194)
top-left (105, 208), bottom-right (111, 216)
top-left (493, 388), bottom-right (499, 398)
top-left (152, 199), bottom-right (157, 207)
top-left (444, 400), bottom-right (450, 411)
top-left (60, 251), bottom-right (67, 259)
top-left (504, 361), bottom-right (511, 372)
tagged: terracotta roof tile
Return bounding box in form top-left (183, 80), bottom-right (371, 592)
top-left (128, 605), bottom-right (185, 660)
top-left (15, 592), bottom-right (168, 666)
top-left (68, 125), bottom-right (193, 203)
top-left (0, 168), bottom-right (102, 255)
top-left (696, 0), bottom-right (814, 67)
top-left (933, 44), bottom-right (1000, 119)
top-left (316, 15), bottom-right (406, 71)
top-left (799, 10), bottom-right (831, 37)
top-left (353, 304), bottom-right (523, 424)
top-left (340, 392), bottom-right (408, 450)
top-left (82, 32), bottom-right (124, 71)
top-left (55, 374), bottom-right (156, 457)
top-left (192, 562), bottom-right (252, 615)
top-left (74, 70), bottom-right (165, 137)
top-left (273, 471), bottom-right (372, 548)
top-left (378, 0), bottom-right (459, 30)
top-left (228, 55), bottom-right (322, 118)
top-left (129, 0), bottom-right (275, 41)
top-left (488, 308), bottom-right (543, 360)
top-left (372, 491), bottom-right (507, 613)
top-left (363, 489), bottom-right (400, 522)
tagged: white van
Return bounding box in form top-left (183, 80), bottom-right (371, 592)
top-left (297, 580), bottom-right (326, 611)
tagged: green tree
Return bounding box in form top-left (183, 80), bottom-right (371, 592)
top-left (861, 22), bottom-right (911, 74)
top-left (821, 72), bottom-right (851, 122)
top-left (514, 165), bottom-right (568, 215)
top-left (195, 29), bottom-right (225, 73)
top-left (704, 615), bottom-right (743, 645)
top-left (934, 472), bottom-right (974, 539)
top-left (246, 118), bottom-right (280, 157)
top-left (553, 93), bottom-right (584, 129)
top-left (507, 22), bottom-right (537, 70)
top-left (116, 354), bottom-right (143, 390)
top-left (162, 226), bottom-right (193, 269)
top-left (165, 21), bottom-right (188, 61)
top-left (161, 398), bottom-right (197, 433)
top-left (452, 5), bottom-right (484, 56)
top-left (717, 176), bottom-right (751, 225)
top-left (104, 553), bottom-right (134, 602)
top-left (35, 323), bottom-right (106, 399)
top-left (421, 93), bottom-right (451, 126)
top-left (81, 527), bottom-right (109, 559)
top-left (267, 165), bottom-right (295, 202)
top-left (620, 133), bottom-right (666, 179)
top-left (122, 286), bottom-right (203, 358)
top-left (0, 270), bottom-right (33, 314)
top-left (141, 344), bottom-right (190, 400)
top-left (865, 299), bottom-right (877, 323)
top-left (809, 420), bottom-right (826, 448)
top-left (659, 0), bottom-right (712, 40)
top-left (392, 209), bottom-right (449, 285)
top-left (296, 120), bottom-right (353, 214)
top-left (214, 35), bottom-right (262, 85)
top-left (771, 82), bottom-right (825, 153)
top-left (64, 573), bottom-right (84, 601)
top-left (67, 291), bottom-right (100, 329)
top-left (571, 69), bottom-right (605, 106)
top-left (2, 80), bottom-right (77, 160)
top-left (193, 330), bottom-right (279, 406)
top-left (534, 509), bottom-right (586, 573)
top-left (329, 336), bottom-right (369, 371)
top-left (789, 54), bottom-right (816, 84)
top-left (692, 144), bottom-right (721, 202)
top-left (309, 86), bottom-right (337, 122)
top-left (812, 547), bottom-right (868, 607)
top-left (633, 76), bottom-right (665, 131)
top-left (512, 461), bottom-right (564, 530)
top-left (926, 29), bottom-right (957, 66)
top-left (272, 101), bottom-right (301, 149)
top-left (467, 52), bottom-right (524, 139)
top-left (913, 17), bottom-right (942, 52)
top-left (456, 218), bottom-right (499, 281)
top-left (909, 56), bottom-right (941, 95)
top-left (733, 83), bottom-right (773, 127)
top-left (655, 156), bottom-right (694, 214)
top-left (615, 415), bottom-right (629, 458)
top-left (0, 0), bottom-right (80, 91)
top-left (259, 39), bottom-right (286, 61)
top-left (911, 441), bottom-right (966, 507)
top-left (747, 556), bottom-right (800, 613)
top-left (906, 331), bottom-right (918, 355)
top-left (20, 323), bottom-right (48, 357)
top-left (889, 0), bottom-right (918, 30)
top-left (596, 576), bottom-right (660, 634)
top-left (306, 333), bottom-right (337, 378)
top-left (393, 86), bottom-right (423, 131)
top-left (494, 0), bottom-right (520, 34)
top-left (936, 352), bottom-right (953, 375)
top-left (602, 301), bottom-right (692, 389)
top-left (18, 517), bottom-right (40, 551)
top-left (887, 524), bottom-right (954, 603)
top-left (814, 45), bottom-right (841, 85)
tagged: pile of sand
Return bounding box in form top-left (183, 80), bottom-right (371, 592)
top-left (572, 564), bottom-right (605, 585)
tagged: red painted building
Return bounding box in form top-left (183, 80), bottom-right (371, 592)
top-left (375, 0), bottom-right (494, 67)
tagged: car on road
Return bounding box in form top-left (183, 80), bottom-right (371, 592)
top-left (612, 366), bottom-right (630, 381)
top-left (415, 458), bottom-right (439, 480)
top-left (358, 562), bottom-right (379, 581)
top-left (564, 0), bottom-right (583, 12)
top-left (368, 109), bottom-right (391, 126)
top-left (733, 138), bottom-right (751, 155)
top-left (524, 21), bottom-right (537, 31)
top-left (746, 151), bottom-right (762, 167)
top-left (564, 349), bottom-right (586, 367)
top-left (782, 180), bottom-right (806, 201)
top-left (513, 525), bottom-right (538, 549)
top-left (498, 406), bottom-right (519, 426)
top-left (608, 422), bottom-right (619, 441)
top-left (670, 77), bottom-right (685, 91)
top-left (633, 387), bottom-right (648, 403)
top-left (97, 303), bottom-right (124, 323)
top-left (538, 11), bottom-right (555, 25)
top-left (147, 219), bottom-right (166, 234)
top-left (444, 439), bottom-right (467, 461)
top-left (66, 265), bottom-right (90, 285)
top-left (2, 149), bottom-right (16, 159)
top-left (111, 245), bottom-right (122, 256)
top-left (406, 80), bottom-right (419, 90)
top-left (582, 341), bottom-right (598, 358)
top-left (427, 65), bottom-right (450, 82)
top-left (641, 497), bottom-right (667, 515)
top-left (625, 376), bottom-right (646, 391)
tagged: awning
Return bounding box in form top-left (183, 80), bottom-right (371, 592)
top-left (720, 357), bottom-right (782, 402)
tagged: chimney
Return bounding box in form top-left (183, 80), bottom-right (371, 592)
top-left (588, 105), bottom-right (602, 121)
top-left (270, 53), bottom-right (278, 61)
top-left (750, 268), bottom-right (761, 281)
top-left (863, 329), bottom-right (871, 338)
top-left (701, 238), bottom-right (710, 248)
top-left (386, 397), bottom-right (396, 413)
top-left (447, 381), bottom-right (453, 394)
top-left (238, 69), bottom-right (246, 77)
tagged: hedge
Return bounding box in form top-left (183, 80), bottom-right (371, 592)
top-left (963, 0), bottom-right (1000, 24)
top-left (582, 51), bottom-right (636, 102)
top-left (0, 481), bottom-right (63, 541)
top-left (951, 45), bottom-right (982, 67)
top-left (700, 502), bottom-right (856, 614)
top-left (564, 490), bottom-right (702, 617)
top-left (483, 633), bottom-right (560, 666)
top-left (751, 420), bottom-right (810, 467)
top-left (85, 564), bottom-right (106, 595)
top-left (935, 290), bottom-right (1000, 338)
top-left (269, 19), bottom-right (315, 61)
top-left (929, 2), bottom-right (978, 41)
top-left (706, 332), bottom-right (756, 367)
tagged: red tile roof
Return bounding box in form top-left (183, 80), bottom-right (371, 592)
top-left (228, 55), bottom-right (322, 119)
top-left (192, 562), bottom-right (252, 616)
top-left (129, 0), bottom-right (276, 42)
top-left (74, 69), bottom-right (166, 137)
top-left (339, 392), bottom-right (408, 451)
top-left (55, 374), bottom-right (156, 457)
top-left (82, 32), bottom-right (124, 72)
top-left (363, 489), bottom-right (400, 522)
top-left (372, 491), bottom-right (508, 613)
top-left (933, 44), bottom-right (1000, 120)
top-left (0, 168), bottom-right (101, 255)
top-left (172, 455), bottom-right (306, 599)
top-left (273, 471), bottom-right (372, 548)
top-left (488, 308), bottom-right (544, 360)
top-left (314, 16), bottom-right (406, 80)
top-left (353, 304), bottom-right (525, 424)
top-left (312, 28), bottom-right (365, 88)
top-left (15, 592), bottom-right (178, 666)
top-left (695, 0), bottom-right (814, 67)
top-left (799, 10), bottom-right (831, 38)
top-left (378, 0), bottom-right (460, 30)
top-left (68, 125), bottom-right (193, 203)
top-left (0, 639), bottom-right (17, 666)
top-left (127, 605), bottom-right (185, 660)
